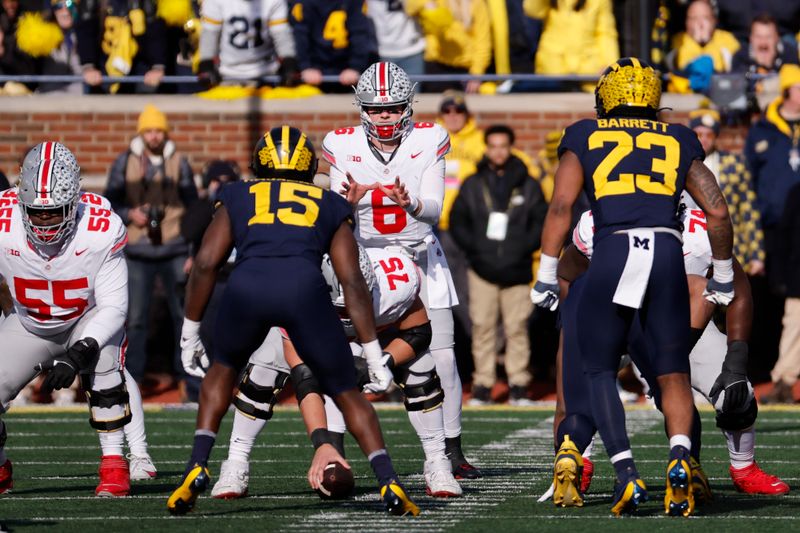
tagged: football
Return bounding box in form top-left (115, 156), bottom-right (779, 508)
top-left (315, 462), bottom-right (355, 500)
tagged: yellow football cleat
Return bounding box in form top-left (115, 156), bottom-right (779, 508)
top-left (610, 478), bottom-right (648, 517)
top-left (553, 435), bottom-right (584, 508)
top-left (690, 457), bottom-right (713, 504)
top-left (167, 464), bottom-right (210, 516)
top-left (665, 458), bottom-right (694, 517)
top-left (380, 481), bottom-right (421, 516)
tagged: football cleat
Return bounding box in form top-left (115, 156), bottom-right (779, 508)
top-left (664, 458), bottom-right (694, 517)
top-left (380, 481), bottom-right (421, 516)
top-left (730, 462), bottom-right (790, 495)
top-left (690, 457), bottom-right (713, 504)
top-left (424, 458), bottom-right (462, 498)
top-left (211, 459), bottom-right (249, 499)
top-left (96, 455), bottom-right (130, 497)
top-left (452, 461), bottom-right (483, 480)
top-left (167, 464), bottom-right (210, 515)
top-left (0, 459), bottom-right (12, 494)
top-left (610, 477), bottom-right (648, 517)
top-left (127, 453), bottom-right (157, 481)
top-left (553, 436), bottom-right (583, 508)
top-left (580, 457), bottom-right (594, 494)
top-left (610, 477), bottom-right (648, 516)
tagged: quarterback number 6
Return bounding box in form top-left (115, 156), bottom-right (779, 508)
top-left (371, 187), bottom-right (407, 234)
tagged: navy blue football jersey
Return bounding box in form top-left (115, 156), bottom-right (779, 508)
top-left (559, 117), bottom-right (705, 241)
top-left (218, 178), bottom-right (353, 264)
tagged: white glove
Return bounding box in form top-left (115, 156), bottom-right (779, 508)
top-left (362, 340), bottom-right (394, 394)
top-left (180, 318), bottom-right (210, 378)
top-left (704, 258), bottom-right (735, 306)
top-left (532, 254), bottom-right (560, 311)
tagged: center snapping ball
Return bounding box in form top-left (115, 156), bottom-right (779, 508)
top-left (316, 462), bottom-right (355, 500)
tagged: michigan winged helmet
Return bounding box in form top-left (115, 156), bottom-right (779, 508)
top-left (595, 57), bottom-right (662, 118)
top-left (250, 125), bottom-right (318, 182)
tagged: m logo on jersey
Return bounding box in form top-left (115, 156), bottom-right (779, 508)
top-left (633, 236), bottom-right (650, 250)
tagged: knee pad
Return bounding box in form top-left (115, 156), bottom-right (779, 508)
top-left (398, 322), bottom-right (432, 357)
top-left (233, 364), bottom-right (289, 421)
top-left (81, 375), bottom-right (131, 432)
top-left (716, 396), bottom-right (758, 431)
top-left (394, 355), bottom-right (444, 413)
top-left (290, 363), bottom-right (322, 404)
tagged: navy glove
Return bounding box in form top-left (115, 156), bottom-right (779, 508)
top-left (36, 338), bottom-right (99, 393)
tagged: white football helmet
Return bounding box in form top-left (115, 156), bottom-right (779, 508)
top-left (354, 61), bottom-right (416, 141)
top-left (18, 154), bottom-right (81, 245)
top-left (21, 141), bottom-right (79, 174)
top-left (321, 244), bottom-right (377, 308)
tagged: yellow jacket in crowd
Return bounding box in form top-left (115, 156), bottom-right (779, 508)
top-left (407, 0), bottom-right (492, 75)
top-left (525, 0), bottom-right (619, 83)
top-left (668, 29), bottom-right (740, 92)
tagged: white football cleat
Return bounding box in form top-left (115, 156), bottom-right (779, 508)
top-left (127, 453), bottom-right (157, 480)
top-left (424, 458), bottom-right (462, 498)
top-left (211, 459), bottom-right (249, 499)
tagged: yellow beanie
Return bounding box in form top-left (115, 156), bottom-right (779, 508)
top-left (779, 64), bottom-right (800, 92)
top-left (137, 104), bottom-right (169, 133)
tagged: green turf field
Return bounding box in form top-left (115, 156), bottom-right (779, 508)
top-left (1, 405), bottom-right (798, 531)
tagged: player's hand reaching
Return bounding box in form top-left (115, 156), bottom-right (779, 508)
top-left (704, 277), bottom-right (734, 306)
top-left (35, 338), bottom-right (99, 393)
top-left (362, 351), bottom-right (394, 394)
top-left (308, 444), bottom-right (350, 490)
top-left (709, 341), bottom-right (750, 412)
top-left (180, 318), bottom-right (210, 378)
top-left (339, 172), bottom-right (378, 205)
top-left (378, 177), bottom-right (412, 209)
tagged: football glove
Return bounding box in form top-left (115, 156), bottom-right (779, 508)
top-left (197, 59), bottom-right (221, 89)
top-left (180, 318), bottom-right (210, 378)
top-left (36, 337), bottom-right (99, 393)
top-left (703, 277), bottom-right (734, 306)
top-left (531, 281), bottom-right (560, 311)
top-left (363, 352), bottom-right (394, 394)
top-left (709, 341), bottom-right (750, 412)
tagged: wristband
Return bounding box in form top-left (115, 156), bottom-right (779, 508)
top-left (537, 254), bottom-right (559, 285)
top-left (310, 428), bottom-right (334, 449)
top-left (181, 318), bottom-right (202, 337)
top-left (362, 339), bottom-right (382, 363)
top-left (712, 257), bottom-right (734, 283)
top-left (405, 196), bottom-right (421, 216)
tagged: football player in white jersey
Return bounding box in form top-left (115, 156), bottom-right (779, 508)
top-left (548, 207), bottom-right (789, 507)
top-left (211, 247), bottom-right (462, 499)
top-left (198, 0), bottom-right (298, 87)
top-left (0, 142), bottom-right (134, 497)
top-left (322, 61), bottom-right (481, 479)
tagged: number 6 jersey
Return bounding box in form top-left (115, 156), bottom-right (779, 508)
top-left (0, 189), bottom-right (128, 344)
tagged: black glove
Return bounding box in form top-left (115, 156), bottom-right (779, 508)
top-left (709, 340), bottom-right (750, 412)
top-left (197, 59), bottom-right (221, 89)
top-left (278, 56), bottom-right (300, 87)
top-left (35, 338), bottom-right (99, 393)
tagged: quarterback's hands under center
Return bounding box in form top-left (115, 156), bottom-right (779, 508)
top-left (340, 172), bottom-right (378, 205)
top-left (308, 444), bottom-right (351, 490)
top-left (378, 177), bottom-right (411, 208)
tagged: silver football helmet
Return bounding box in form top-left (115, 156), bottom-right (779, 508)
top-left (21, 141), bottom-right (79, 174)
top-left (354, 61), bottom-right (416, 141)
top-left (321, 244), bottom-right (377, 308)
top-left (18, 156), bottom-right (81, 245)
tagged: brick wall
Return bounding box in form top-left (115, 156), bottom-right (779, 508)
top-left (0, 93), bottom-right (751, 186)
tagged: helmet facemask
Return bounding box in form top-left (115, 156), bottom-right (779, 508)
top-left (18, 157), bottom-right (81, 246)
top-left (354, 62), bottom-right (417, 141)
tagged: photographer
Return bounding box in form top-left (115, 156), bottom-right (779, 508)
top-left (106, 104), bottom-right (198, 388)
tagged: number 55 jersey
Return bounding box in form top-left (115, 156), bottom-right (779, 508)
top-left (559, 117), bottom-right (705, 241)
top-left (0, 189), bottom-right (128, 342)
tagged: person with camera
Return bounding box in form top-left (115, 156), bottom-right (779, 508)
top-left (105, 104), bottom-right (198, 389)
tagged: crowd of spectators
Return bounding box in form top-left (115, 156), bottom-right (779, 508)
top-left (0, 0), bottom-right (798, 97)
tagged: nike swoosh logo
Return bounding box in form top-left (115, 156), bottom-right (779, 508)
top-left (411, 151), bottom-right (422, 159)
top-left (75, 248), bottom-right (88, 256)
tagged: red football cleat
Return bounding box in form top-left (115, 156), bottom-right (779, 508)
top-left (0, 459), bottom-right (12, 494)
top-left (730, 462), bottom-right (790, 495)
top-left (580, 457), bottom-right (594, 494)
top-left (96, 455), bottom-right (130, 497)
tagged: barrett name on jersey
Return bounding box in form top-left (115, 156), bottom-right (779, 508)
top-left (323, 122), bottom-right (450, 248)
top-left (0, 189), bottom-right (127, 338)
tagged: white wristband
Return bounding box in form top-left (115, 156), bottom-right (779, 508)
top-left (181, 318), bottom-right (201, 337)
top-left (404, 196), bottom-right (421, 216)
top-left (712, 258), bottom-right (734, 283)
top-left (362, 339), bottom-right (382, 363)
top-left (537, 254), bottom-right (559, 285)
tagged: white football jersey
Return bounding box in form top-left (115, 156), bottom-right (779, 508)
top-left (572, 209), bottom-right (710, 276)
top-left (0, 189), bottom-right (127, 337)
top-left (202, 0), bottom-right (291, 79)
top-left (323, 122), bottom-right (450, 248)
top-left (368, 247), bottom-right (420, 328)
top-left (366, 0), bottom-right (425, 59)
